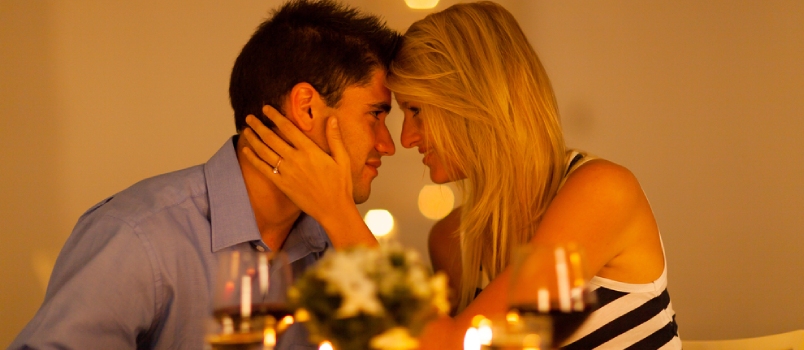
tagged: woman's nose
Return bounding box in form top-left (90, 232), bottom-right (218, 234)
top-left (400, 116), bottom-right (421, 149)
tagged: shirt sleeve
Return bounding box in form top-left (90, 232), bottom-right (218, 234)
top-left (9, 214), bottom-right (159, 349)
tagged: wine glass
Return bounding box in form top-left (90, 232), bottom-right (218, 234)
top-left (506, 243), bottom-right (597, 348)
top-left (206, 250), bottom-right (293, 350)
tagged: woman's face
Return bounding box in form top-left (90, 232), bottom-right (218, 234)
top-left (397, 96), bottom-right (464, 184)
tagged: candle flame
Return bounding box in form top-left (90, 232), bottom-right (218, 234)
top-left (263, 327), bottom-right (276, 346)
top-left (523, 333), bottom-right (542, 350)
top-left (464, 327), bottom-right (480, 350)
top-left (277, 315), bottom-right (295, 333)
top-left (478, 323), bottom-right (492, 346)
top-left (506, 311), bottom-right (520, 324)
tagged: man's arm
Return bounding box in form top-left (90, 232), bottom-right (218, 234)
top-left (9, 216), bottom-right (158, 349)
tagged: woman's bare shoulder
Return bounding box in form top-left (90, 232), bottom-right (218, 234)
top-left (562, 158), bottom-right (646, 206)
top-left (548, 158), bottom-right (663, 282)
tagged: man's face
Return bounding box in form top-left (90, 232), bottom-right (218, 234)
top-left (319, 69), bottom-right (396, 204)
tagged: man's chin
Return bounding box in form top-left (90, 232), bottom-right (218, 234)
top-left (353, 192), bottom-right (370, 205)
top-left (352, 184), bottom-right (371, 205)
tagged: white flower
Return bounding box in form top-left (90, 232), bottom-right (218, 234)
top-left (378, 269), bottom-right (403, 296)
top-left (369, 327), bottom-right (420, 350)
top-left (292, 245), bottom-right (453, 350)
top-left (318, 251), bottom-right (384, 318)
top-left (406, 265), bottom-right (430, 298)
top-left (336, 274), bottom-right (384, 318)
top-left (404, 249), bottom-right (421, 264)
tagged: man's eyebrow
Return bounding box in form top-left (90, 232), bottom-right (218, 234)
top-left (370, 102), bottom-right (392, 113)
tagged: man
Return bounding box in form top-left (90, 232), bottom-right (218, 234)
top-left (9, 0), bottom-right (399, 348)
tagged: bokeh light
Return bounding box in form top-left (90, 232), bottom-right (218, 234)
top-left (404, 0), bottom-right (439, 10)
top-left (417, 184), bottom-right (455, 220)
top-left (363, 209), bottom-right (395, 237)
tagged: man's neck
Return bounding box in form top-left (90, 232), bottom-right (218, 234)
top-left (235, 136), bottom-right (301, 252)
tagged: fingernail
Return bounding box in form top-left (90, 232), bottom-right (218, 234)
top-left (330, 117), bottom-right (338, 129)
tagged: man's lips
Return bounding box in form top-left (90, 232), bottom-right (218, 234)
top-left (366, 159), bottom-right (382, 169)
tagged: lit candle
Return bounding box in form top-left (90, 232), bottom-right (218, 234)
top-left (464, 327), bottom-right (480, 350)
top-left (241, 276), bottom-right (252, 318)
top-left (222, 315), bottom-right (234, 334)
top-left (230, 251), bottom-right (240, 279)
top-left (522, 333), bottom-right (542, 350)
top-left (569, 251), bottom-right (585, 311)
top-left (538, 288), bottom-right (550, 313)
top-left (277, 316), bottom-right (294, 333)
top-left (319, 341), bottom-right (334, 350)
top-left (478, 319), bottom-right (493, 346)
top-left (555, 247), bottom-right (571, 312)
top-left (263, 327), bottom-right (276, 347)
top-left (259, 253), bottom-right (269, 295)
top-left (506, 311), bottom-right (520, 324)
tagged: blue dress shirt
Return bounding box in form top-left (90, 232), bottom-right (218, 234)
top-left (10, 137), bottom-right (329, 349)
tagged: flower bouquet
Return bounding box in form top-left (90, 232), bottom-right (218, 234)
top-left (289, 245), bottom-right (450, 350)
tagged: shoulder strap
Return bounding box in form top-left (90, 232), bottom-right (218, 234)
top-left (558, 150), bottom-right (596, 190)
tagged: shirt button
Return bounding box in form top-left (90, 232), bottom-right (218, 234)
top-left (255, 245), bottom-right (265, 252)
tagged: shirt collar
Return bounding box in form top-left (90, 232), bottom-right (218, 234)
top-left (205, 136), bottom-right (261, 252)
top-left (204, 136), bottom-right (332, 257)
top-left (281, 213), bottom-right (331, 263)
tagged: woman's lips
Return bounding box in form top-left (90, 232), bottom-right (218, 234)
top-left (421, 149), bottom-right (433, 165)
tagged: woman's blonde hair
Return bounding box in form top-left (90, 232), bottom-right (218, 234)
top-left (386, 1), bottom-right (567, 312)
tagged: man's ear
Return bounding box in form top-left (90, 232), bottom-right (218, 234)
top-left (286, 82), bottom-right (319, 132)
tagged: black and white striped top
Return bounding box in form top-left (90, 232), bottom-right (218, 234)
top-left (561, 151), bottom-right (681, 349)
top-left (478, 151), bottom-right (681, 349)
top-left (561, 261), bottom-right (680, 349)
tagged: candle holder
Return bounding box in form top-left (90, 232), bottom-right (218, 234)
top-left (465, 314), bottom-right (552, 350)
top-left (508, 244), bottom-right (597, 348)
top-left (206, 250), bottom-right (293, 350)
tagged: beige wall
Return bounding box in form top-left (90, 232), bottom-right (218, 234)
top-left (523, 1), bottom-right (804, 339)
top-left (1, 0), bottom-right (802, 346)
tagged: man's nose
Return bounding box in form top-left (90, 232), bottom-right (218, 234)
top-left (376, 123), bottom-right (396, 156)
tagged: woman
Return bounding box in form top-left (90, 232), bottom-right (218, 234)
top-left (242, 2), bottom-right (680, 349)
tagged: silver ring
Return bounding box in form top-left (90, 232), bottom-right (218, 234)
top-left (272, 158), bottom-right (282, 174)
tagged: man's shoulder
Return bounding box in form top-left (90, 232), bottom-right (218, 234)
top-left (11, 163), bottom-right (216, 350)
top-left (80, 164), bottom-right (209, 229)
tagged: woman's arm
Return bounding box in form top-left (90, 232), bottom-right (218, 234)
top-left (419, 159), bottom-right (665, 349)
top-left (241, 106), bottom-right (378, 248)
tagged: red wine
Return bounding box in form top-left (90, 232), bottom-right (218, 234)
top-left (213, 302), bottom-right (293, 324)
top-left (208, 303), bottom-right (292, 349)
top-left (509, 302), bottom-right (596, 347)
